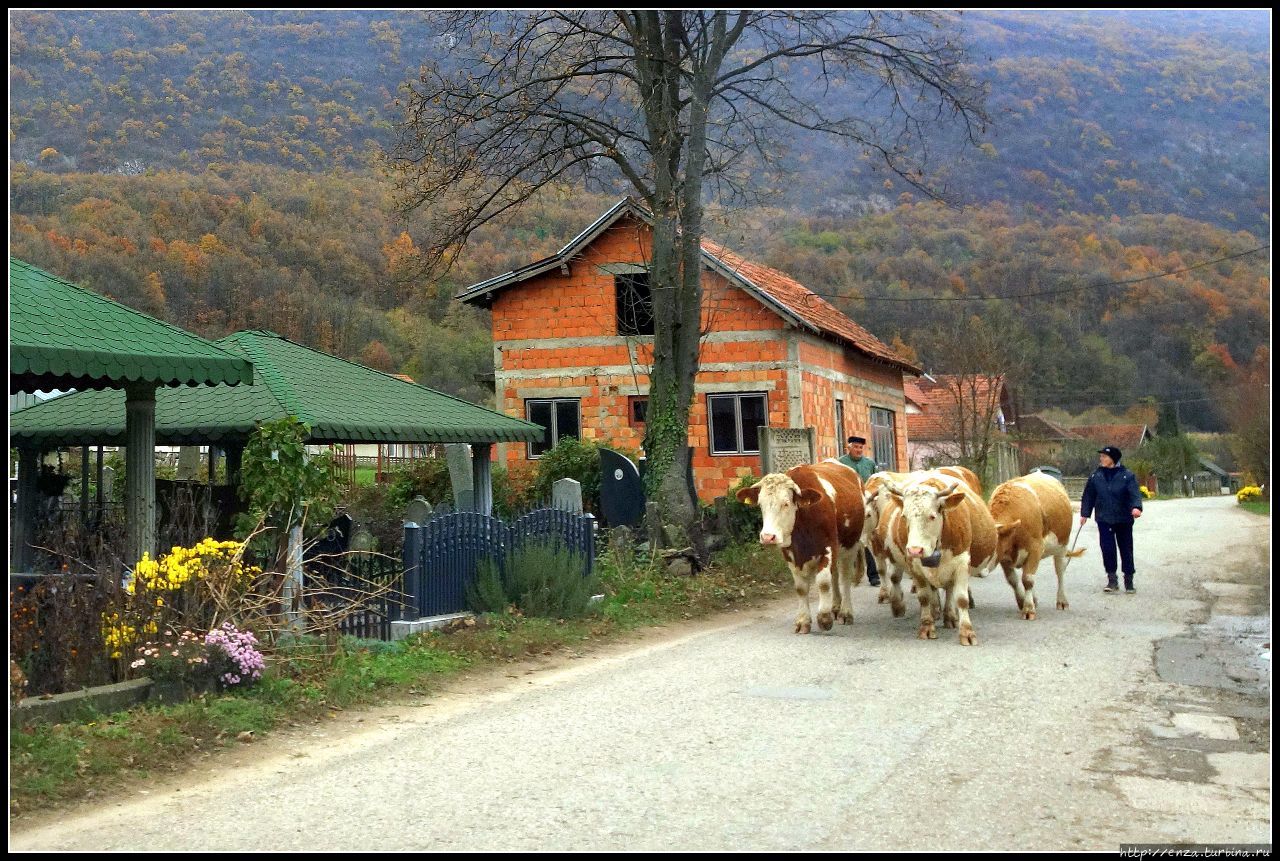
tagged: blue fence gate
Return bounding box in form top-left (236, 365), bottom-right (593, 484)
top-left (402, 508), bottom-right (596, 618)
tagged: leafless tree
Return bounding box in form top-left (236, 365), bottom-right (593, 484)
top-left (915, 307), bottom-right (1031, 487)
top-left (388, 11), bottom-right (988, 551)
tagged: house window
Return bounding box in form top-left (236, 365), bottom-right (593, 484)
top-left (708, 392), bottom-right (768, 456)
top-left (628, 396), bottom-right (648, 427)
top-left (835, 397), bottom-right (846, 454)
top-left (869, 406), bottom-right (897, 471)
top-left (616, 272), bottom-right (654, 336)
top-left (526, 398), bottom-right (581, 458)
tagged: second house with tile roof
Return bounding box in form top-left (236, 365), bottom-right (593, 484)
top-left (458, 199), bottom-right (922, 501)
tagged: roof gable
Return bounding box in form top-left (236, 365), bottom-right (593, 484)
top-left (457, 199), bottom-right (920, 375)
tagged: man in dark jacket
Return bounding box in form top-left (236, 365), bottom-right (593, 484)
top-left (837, 435), bottom-right (881, 587)
top-left (1079, 445), bottom-right (1144, 594)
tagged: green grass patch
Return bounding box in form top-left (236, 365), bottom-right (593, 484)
top-left (10, 539), bottom-right (791, 816)
top-left (1239, 500), bottom-right (1269, 516)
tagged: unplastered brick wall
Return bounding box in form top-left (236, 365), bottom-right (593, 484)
top-left (489, 214), bottom-right (908, 499)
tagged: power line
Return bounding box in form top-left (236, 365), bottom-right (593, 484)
top-left (796, 244), bottom-right (1269, 305)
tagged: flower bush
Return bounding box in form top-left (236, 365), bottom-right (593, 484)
top-left (129, 628), bottom-right (210, 683)
top-left (103, 538), bottom-right (259, 657)
top-left (1236, 485), bottom-right (1263, 503)
top-left (1139, 485), bottom-right (1154, 499)
top-left (204, 622), bottom-right (266, 688)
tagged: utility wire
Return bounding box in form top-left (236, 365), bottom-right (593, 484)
top-left (797, 244), bottom-right (1269, 304)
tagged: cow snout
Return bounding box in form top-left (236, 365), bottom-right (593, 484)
top-left (759, 532), bottom-right (779, 545)
top-left (906, 546), bottom-right (926, 558)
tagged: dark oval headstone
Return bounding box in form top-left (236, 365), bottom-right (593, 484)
top-left (600, 448), bottom-right (644, 529)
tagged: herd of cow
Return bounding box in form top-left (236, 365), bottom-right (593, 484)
top-left (736, 460), bottom-right (1085, 646)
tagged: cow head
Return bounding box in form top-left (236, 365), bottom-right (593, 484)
top-left (737, 473), bottom-right (821, 547)
top-left (887, 479), bottom-right (966, 561)
top-left (993, 518), bottom-right (1023, 561)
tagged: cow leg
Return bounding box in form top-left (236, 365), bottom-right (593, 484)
top-left (942, 584), bottom-right (959, 629)
top-left (887, 559), bottom-right (907, 618)
top-left (834, 545), bottom-right (857, 625)
top-left (1050, 549), bottom-right (1069, 610)
top-left (814, 550), bottom-right (836, 631)
top-left (1001, 559), bottom-right (1027, 614)
top-left (792, 567), bottom-right (812, 634)
top-left (953, 558), bottom-right (977, 646)
top-left (1019, 548), bottom-right (1042, 620)
top-left (914, 576), bottom-right (938, 640)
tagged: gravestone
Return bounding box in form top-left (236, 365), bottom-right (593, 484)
top-left (551, 477), bottom-right (583, 513)
top-left (176, 446), bottom-right (202, 480)
top-left (444, 444), bottom-right (474, 510)
top-left (101, 465), bottom-right (116, 499)
top-left (350, 528), bottom-right (376, 552)
top-left (600, 448), bottom-right (644, 528)
top-left (404, 496), bottom-right (433, 525)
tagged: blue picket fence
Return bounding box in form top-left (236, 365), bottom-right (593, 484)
top-left (402, 508), bottom-right (596, 618)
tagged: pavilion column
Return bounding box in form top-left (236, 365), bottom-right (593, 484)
top-left (125, 382), bottom-right (158, 565)
top-left (224, 444), bottom-right (244, 487)
top-left (472, 443), bottom-right (493, 516)
top-left (80, 446), bottom-right (90, 527)
top-left (13, 447), bottom-right (41, 572)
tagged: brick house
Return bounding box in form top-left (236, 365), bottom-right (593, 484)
top-left (458, 199), bottom-right (921, 501)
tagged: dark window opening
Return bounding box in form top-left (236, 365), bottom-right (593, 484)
top-left (616, 272), bottom-right (654, 336)
top-left (629, 396), bottom-right (648, 426)
top-left (708, 393), bottom-right (768, 455)
top-left (526, 398), bottom-right (581, 459)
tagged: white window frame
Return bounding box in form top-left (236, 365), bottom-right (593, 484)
top-left (707, 392), bottom-right (768, 456)
top-left (525, 398), bottom-right (581, 459)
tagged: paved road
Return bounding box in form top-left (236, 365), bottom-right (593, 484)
top-left (11, 496), bottom-right (1270, 851)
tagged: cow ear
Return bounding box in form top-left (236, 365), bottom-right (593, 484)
top-left (943, 490), bottom-right (967, 509)
top-left (995, 519), bottom-right (1022, 535)
top-left (736, 485), bottom-right (760, 506)
top-left (797, 488), bottom-right (823, 508)
top-left (885, 481), bottom-right (904, 499)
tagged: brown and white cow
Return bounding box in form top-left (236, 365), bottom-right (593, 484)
top-left (865, 469), bottom-right (982, 620)
top-left (736, 461), bottom-right (866, 634)
top-left (885, 474), bottom-right (998, 645)
top-left (988, 471), bottom-right (1086, 619)
top-left (863, 471), bottom-right (913, 616)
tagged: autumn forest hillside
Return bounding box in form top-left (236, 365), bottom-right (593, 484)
top-left (8, 10), bottom-right (1271, 432)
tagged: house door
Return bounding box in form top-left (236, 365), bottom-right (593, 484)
top-left (870, 407), bottom-right (897, 471)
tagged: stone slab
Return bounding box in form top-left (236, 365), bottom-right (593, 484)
top-left (1115, 774), bottom-right (1269, 822)
top-left (1206, 751), bottom-right (1272, 789)
top-left (1171, 713), bottom-right (1241, 741)
top-left (390, 613), bottom-right (475, 641)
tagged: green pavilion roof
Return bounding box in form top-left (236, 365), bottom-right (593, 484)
top-left (10, 258), bottom-right (254, 393)
top-left (8, 330), bottom-right (543, 447)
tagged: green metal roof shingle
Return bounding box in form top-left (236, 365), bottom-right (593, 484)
top-left (9, 258), bottom-right (254, 392)
top-left (9, 330), bottom-right (543, 447)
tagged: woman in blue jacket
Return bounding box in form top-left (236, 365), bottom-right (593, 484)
top-left (1079, 446), bottom-right (1144, 593)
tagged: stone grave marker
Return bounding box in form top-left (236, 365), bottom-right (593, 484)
top-left (599, 448), bottom-right (644, 528)
top-left (350, 528), bottom-right (376, 552)
top-left (404, 496), bottom-right (433, 525)
top-left (176, 446), bottom-right (202, 480)
top-left (444, 444), bottom-right (474, 510)
top-left (551, 477), bottom-right (583, 513)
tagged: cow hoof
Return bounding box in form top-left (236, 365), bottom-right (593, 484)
top-left (1022, 609), bottom-right (1036, 621)
top-left (1057, 600), bottom-right (1069, 611)
top-left (877, 592), bottom-right (888, 604)
top-left (816, 611), bottom-right (834, 631)
top-left (838, 611), bottom-right (854, 626)
top-left (795, 619), bottom-right (811, 634)
top-left (918, 623), bottom-right (937, 640)
top-left (959, 626), bottom-right (977, 646)
top-left (891, 601), bottom-right (906, 618)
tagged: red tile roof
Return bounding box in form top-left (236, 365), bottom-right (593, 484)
top-left (1014, 414), bottom-right (1080, 441)
top-left (1070, 424), bottom-right (1151, 452)
top-left (700, 240), bottom-right (919, 374)
top-left (904, 375), bottom-right (1006, 442)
